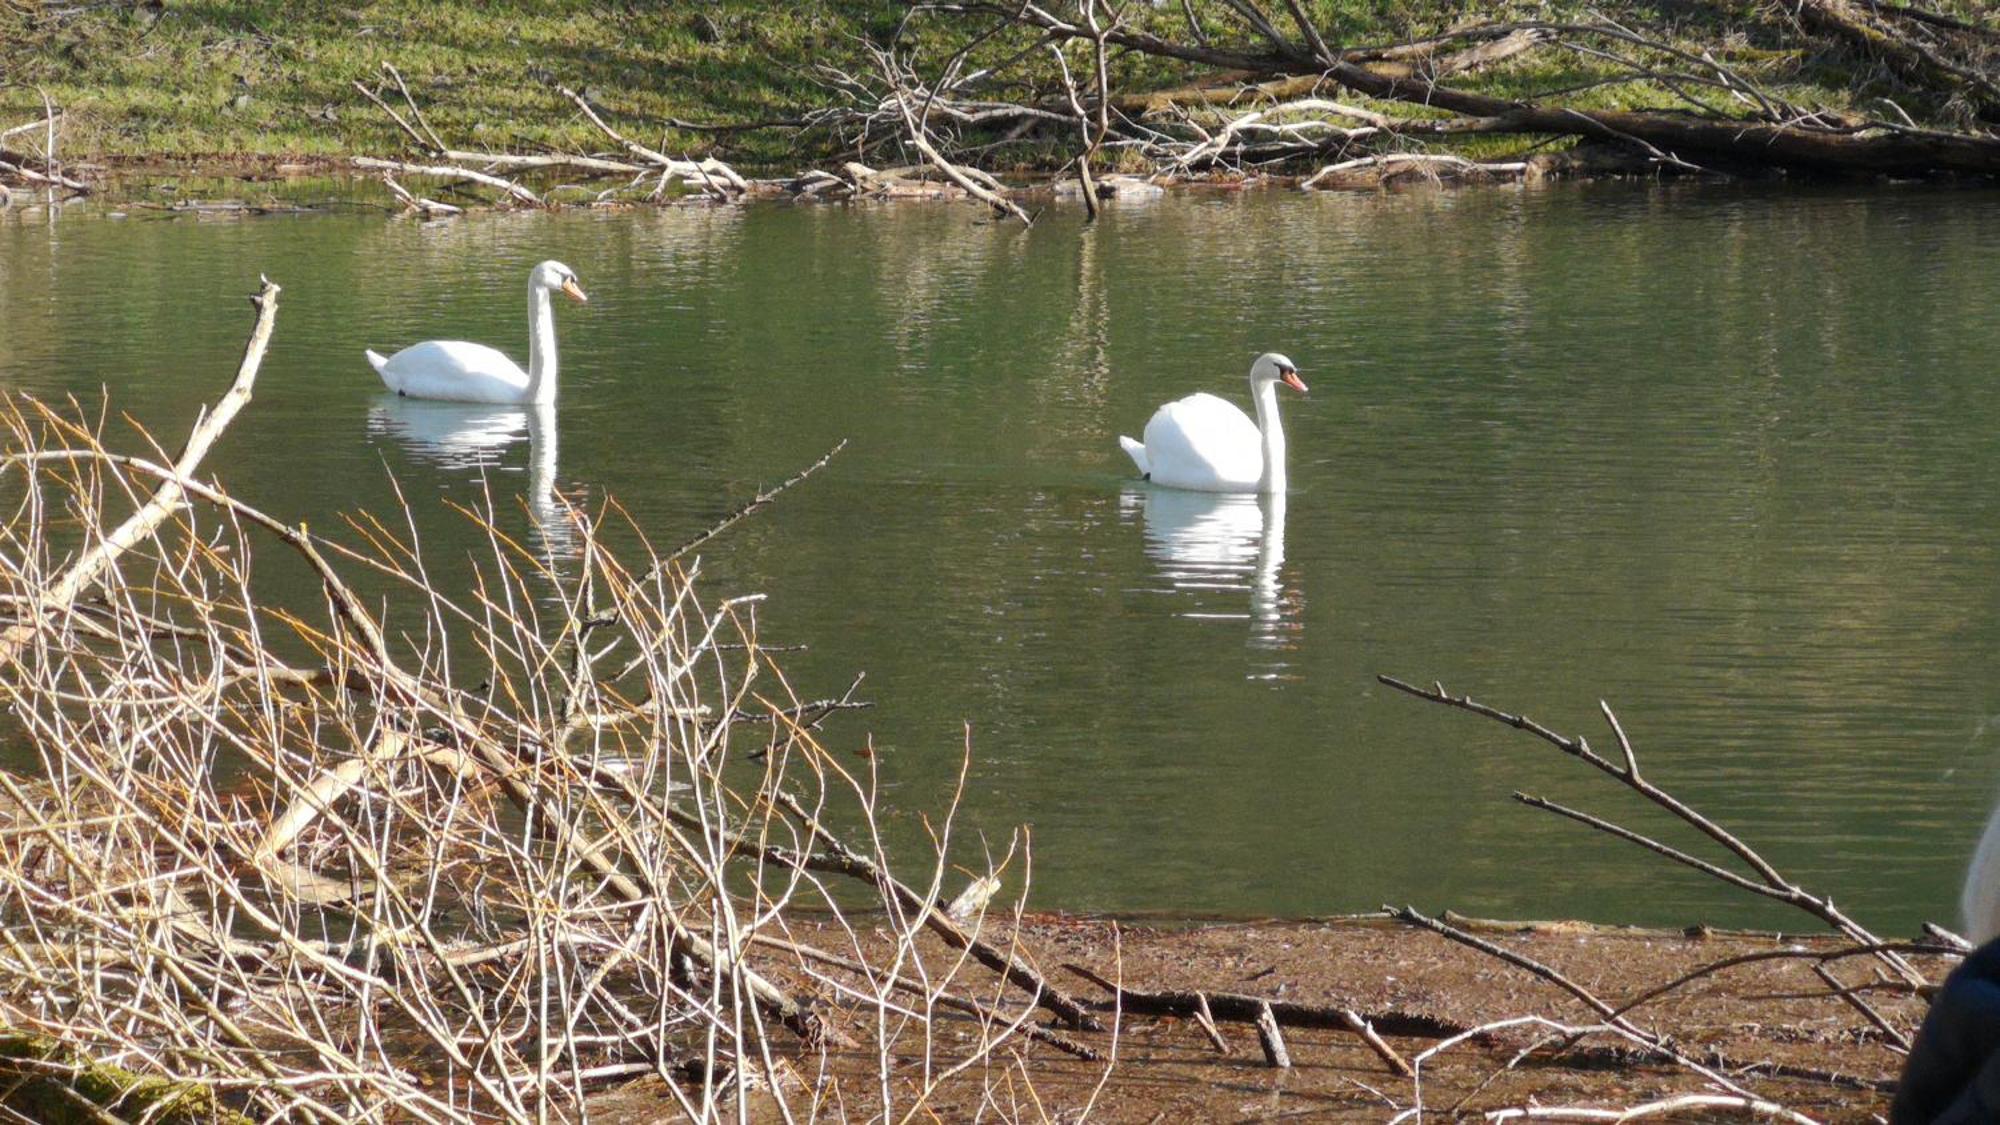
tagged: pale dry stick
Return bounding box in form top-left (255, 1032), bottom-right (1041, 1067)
top-left (1193, 992), bottom-right (1229, 1053)
top-left (1388, 905), bottom-right (1759, 1098)
top-left (1184, 98), bottom-right (1389, 170)
top-left (0, 114), bottom-right (59, 143)
top-left (0, 155), bottom-right (91, 192)
top-left (1382, 1015), bottom-right (1797, 1125)
top-left (381, 174), bottom-right (464, 216)
top-left (350, 156), bottom-right (541, 206)
top-left (1812, 962), bottom-right (1911, 1053)
top-left (1377, 674), bottom-right (1924, 987)
top-left (589, 439), bottom-right (846, 632)
top-left (1924, 921), bottom-right (1974, 952)
top-left (441, 150), bottom-right (651, 175)
top-left (382, 62), bottom-right (449, 153)
top-left (557, 85), bottom-right (748, 196)
top-left (252, 728), bottom-right (407, 861)
top-left (9, 444), bottom-right (819, 1050)
top-left (38, 88), bottom-right (57, 198)
top-left (874, 48), bottom-right (1034, 224)
top-left (770, 786), bottom-right (1101, 1030)
top-left (892, 882), bottom-right (1062, 1124)
top-left (351, 79), bottom-right (437, 154)
top-left (1254, 1001), bottom-right (1291, 1068)
top-left (1048, 44), bottom-right (1098, 216)
top-left (0, 278), bottom-right (280, 665)
top-left (1302, 152), bottom-right (1528, 187)
top-left (1071, 921), bottom-right (1124, 1120)
top-left (1484, 1093), bottom-right (1822, 1122)
top-left (1339, 1008), bottom-right (1414, 1078)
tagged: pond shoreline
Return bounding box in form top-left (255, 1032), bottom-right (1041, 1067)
top-left (572, 911), bottom-right (1926, 1121)
top-left (6, 142), bottom-right (1700, 215)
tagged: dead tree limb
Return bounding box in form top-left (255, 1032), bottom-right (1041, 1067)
top-left (968, 2), bottom-right (2000, 176)
top-left (558, 85), bottom-right (748, 196)
top-left (1059, 961), bottom-right (1467, 1040)
top-left (876, 49), bottom-right (1035, 223)
top-left (1388, 905), bottom-right (1766, 1099)
top-left (381, 173), bottom-right (463, 216)
top-left (1775, 0), bottom-right (2000, 122)
top-left (1378, 674), bottom-right (1925, 988)
top-left (773, 790), bottom-right (1099, 1029)
top-left (0, 278), bottom-right (280, 665)
top-left (1485, 1093), bottom-right (1821, 1123)
top-left (350, 156), bottom-right (541, 206)
top-left (1253, 1001), bottom-right (1292, 1068)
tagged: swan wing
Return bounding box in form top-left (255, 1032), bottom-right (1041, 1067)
top-left (372, 340), bottom-right (531, 404)
top-left (1139, 392), bottom-right (1263, 491)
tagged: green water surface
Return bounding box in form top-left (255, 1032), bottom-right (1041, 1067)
top-left (6, 182), bottom-right (2000, 933)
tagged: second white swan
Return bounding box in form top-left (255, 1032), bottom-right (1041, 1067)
top-left (366, 260), bottom-right (588, 405)
top-left (1118, 353), bottom-right (1307, 493)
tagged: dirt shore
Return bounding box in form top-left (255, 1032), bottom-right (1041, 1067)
top-left (586, 913), bottom-right (1938, 1121)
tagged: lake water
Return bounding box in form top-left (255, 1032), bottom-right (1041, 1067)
top-left (6, 181), bottom-right (2000, 934)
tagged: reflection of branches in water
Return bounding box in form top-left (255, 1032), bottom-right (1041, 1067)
top-left (1127, 487), bottom-right (1300, 670)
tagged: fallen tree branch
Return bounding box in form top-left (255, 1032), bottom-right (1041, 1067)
top-left (969, 2), bottom-right (2000, 176)
top-left (0, 277), bottom-right (280, 665)
top-left (350, 156), bottom-right (541, 206)
top-left (1378, 674), bottom-right (1924, 987)
top-left (1059, 961), bottom-right (1467, 1041)
top-left (878, 48), bottom-right (1035, 223)
top-left (558, 85), bottom-right (748, 196)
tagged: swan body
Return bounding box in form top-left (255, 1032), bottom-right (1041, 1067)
top-left (1119, 353), bottom-right (1306, 493)
top-left (367, 261), bottom-right (587, 405)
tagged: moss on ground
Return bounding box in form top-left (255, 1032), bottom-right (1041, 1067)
top-left (0, 1031), bottom-right (253, 1124)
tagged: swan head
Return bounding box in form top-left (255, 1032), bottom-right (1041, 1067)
top-left (1250, 352), bottom-right (1307, 394)
top-left (531, 260), bottom-right (589, 304)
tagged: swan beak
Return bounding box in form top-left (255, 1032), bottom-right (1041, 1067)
top-left (561, 278), bottom-right (589, 304)
top-left (1282, 370), bottom-right (1308, 394)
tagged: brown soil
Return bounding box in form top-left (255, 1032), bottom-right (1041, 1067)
top-left (590, 913), bottom-right (1937, 1122)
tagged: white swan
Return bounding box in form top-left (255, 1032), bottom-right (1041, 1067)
top-left (1118, 353), bottom-right (1307, 493)
top-left (366, 260), bottom-right (588, 404)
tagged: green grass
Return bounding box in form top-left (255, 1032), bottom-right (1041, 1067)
top-left (0, 0), bottom-right (1989, 172)
top-left (0, 1), bottom-right (892, 167)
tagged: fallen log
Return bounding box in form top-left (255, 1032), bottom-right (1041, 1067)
top-left (0, 1033), bottom-right (252, 1125)
top-left (991, 3), bottom-right (2000, 177)
top-left (350, 156), bottom-right (541, 206)
top-left (1059, 961), bottom-right (1467, 1040)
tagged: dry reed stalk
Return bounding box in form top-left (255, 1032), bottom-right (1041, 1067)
top-left (0, 282), bottom-right (1104, 1122)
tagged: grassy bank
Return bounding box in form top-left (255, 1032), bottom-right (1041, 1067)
top-left (4, 1), bottom-right (1992, 175)
top-left (0, 1), bottom-right (891, 167)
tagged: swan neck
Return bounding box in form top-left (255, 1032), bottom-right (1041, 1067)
top-left (1251, 379), bottom-right (1286, 494)
top-left (525, 283), bottom-right (558, 405)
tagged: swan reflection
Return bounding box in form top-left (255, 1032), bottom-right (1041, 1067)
top-left (1126, 488), bottom-right (1301, 668)
top-left (366, 397), bottom-right (576, 562)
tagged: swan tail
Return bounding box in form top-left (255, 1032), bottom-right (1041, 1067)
top-left (365, 349), bottom-right (390, 375)
top-left (1118, 435), bottom-right (1150, 478)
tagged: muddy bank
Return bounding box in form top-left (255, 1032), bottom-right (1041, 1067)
top-left (584, 913), bottom-right (1937, 1121)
